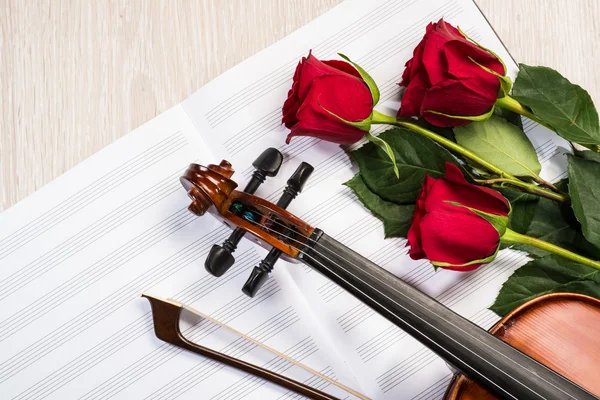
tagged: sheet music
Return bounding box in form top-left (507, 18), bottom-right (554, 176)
top-left (0, 105), bottom-right (360, 399)
top-left (182, 0), bottom-right (570, 398)
top-left (0, 0), bottom-right (571, 399)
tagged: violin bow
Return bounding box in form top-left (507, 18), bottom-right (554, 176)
top-left (142, 293), bottom-right (369, 400)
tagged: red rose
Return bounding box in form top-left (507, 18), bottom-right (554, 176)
top-left (407, 163), bottom-right (510, 271)
top-left (282, 52), bottom-right (374, 144)
top-left (398, 19), bottom-right (506, 127)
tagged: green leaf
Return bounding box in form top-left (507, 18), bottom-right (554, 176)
top-left (501, 190), bottom-right (538, 234)
top-left (344, 174), bottom-right (414, 238)
top-left (494, 107), bottom-right (523, 130)
top-left (497, 190), bottom-right (537, 251)
top-left (512, 64), bottom-right (600, 146)
top-left (351, 128), bottom-right (461, 204)
top-left (366, 132), bottom-right (399, 178)
top-left (338, 53), bottom-right (380, 105)
top-left (574, 147), bottom-right (600, 163)
top-left (454, 115), bottom-right (542, 178)
top-left (506, 182), bottom-right (600, 259)
top-left (490, 254), bottom-right (600, 316)
top-left (568, 155), bottom-right (600, 248)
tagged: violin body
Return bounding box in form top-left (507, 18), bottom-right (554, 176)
top-left (445, 293), bottom-right (600, 399)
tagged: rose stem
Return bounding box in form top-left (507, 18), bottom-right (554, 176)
top-left (413, 97), bottom-right (559, 191)
top-left (474, 178), bottom-right (566, 203)
top-left (495, 96), bottom-right (554, 130)
top-left (502, 228), bottom-right (600, 271)
top-left (496, 96), bottom-right (600, 155)
top-left (371, 110), bottom-right (569, 203)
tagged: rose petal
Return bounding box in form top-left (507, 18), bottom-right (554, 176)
top-left (288, 75), bottom-right (371, 144)
top-left (398, 68), bottom-right (429, 117)
top-left (407, 178), bottom-right (432, 260)
top-left (420, 79), bottom-right (496, 127)
top-left (282, 61), bottom-right (303, 127)
top-left (421, 28), bottom-right (451, 85)
top-left (282, 99), bottom-right (301, 128)
top-left (419, 202), bottom-right (500, 265)
top-left (442, 163), bottom-right (510, 212)
top-left (400, 58), bottom-right (413, 87)
top-left (434, 19), bottom-right (467, 41)
top-left (420, 19), bottom-right (470, 85)
top-left (298, 54), bottom-right (365, 99)
top-left (323, 59), bottom-right (361, 78)
top-left (399, 36), bottom-right (431, 117)
top-left (445, 40), bottom-right (505, 78)
top-left (401, 35), bottom-right (428, 86)
top-left (425, 163), bottom-right (509, 215)
top-left (443, 41), bottom-right (503, 97)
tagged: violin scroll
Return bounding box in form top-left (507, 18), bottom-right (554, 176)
top-left (180, 150), bottom-right (316, 296)
top-left (180, 161), bottom-right (237, 217)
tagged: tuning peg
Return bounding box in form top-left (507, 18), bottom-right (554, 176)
top-left (246, 147), bottom-right (284, 191)
top-left (205, 148), bottom-right (283, 277)
top-left (242, 248), bottom-right (280, 297)
top-left (242, 162), bottom-right (314, 297)
top-left (276, 161), bottom-right (314, 209)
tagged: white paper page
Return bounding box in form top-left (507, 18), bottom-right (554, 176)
top-left (0, 105), bottom-right (359, 400)
top-left (182, 0), bottom-right (571, 398)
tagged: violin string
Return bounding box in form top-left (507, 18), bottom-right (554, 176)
top-left (242, 216), bottom-right (525, 400)
top-left (237, 208), bottom-right (577, 399)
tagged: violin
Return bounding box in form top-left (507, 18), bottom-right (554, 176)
top-left (177, 149), bottom-right (600, 400)
top-left (446, 293), bottom-right (600, 399)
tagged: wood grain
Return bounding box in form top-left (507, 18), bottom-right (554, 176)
top-left (446, 293), bottom-right (600, 399)
top-left (1, 0), bottom-right (599, 211)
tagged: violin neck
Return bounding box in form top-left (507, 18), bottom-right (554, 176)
top-left (298, 229), bottom-right (594, 400)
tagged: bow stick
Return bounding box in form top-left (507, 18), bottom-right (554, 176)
top-left (142, 293), bottom-right (369, 400)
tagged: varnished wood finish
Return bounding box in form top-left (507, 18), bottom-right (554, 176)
top-left (444, 293), bottom-right (600, 399)
top-left (180, 162), bottom-right (315, 257)
top-left (181, 161), bottom-right (237, 216)
top-left (142, 294), bottom-right (340, 400)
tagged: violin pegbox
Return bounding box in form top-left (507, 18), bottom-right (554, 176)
top-left (242, 161), bottom-right (314, 297)
top-left (180, 148), bottom-right (314, 298)
top-left (203, 148), bottom-right (283, 277)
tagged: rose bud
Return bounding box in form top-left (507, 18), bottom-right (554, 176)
top-left (407, 162), bottom-right (510, 271)
top-left (282, 51), bottom-right (379, 145)
top-left (398, 19), bottom-right (510, 127)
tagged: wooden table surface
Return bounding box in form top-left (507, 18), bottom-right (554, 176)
top-left (1, 0), bottom-right (599, 211)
